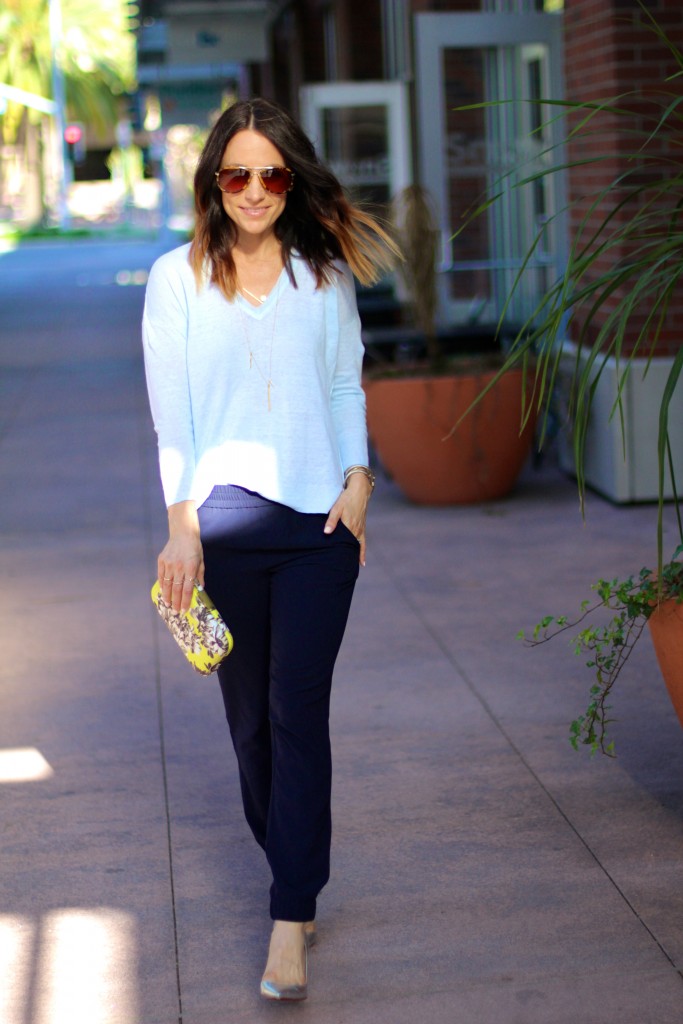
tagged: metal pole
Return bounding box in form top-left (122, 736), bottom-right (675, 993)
top-left (49, 0), bottom-right (70, 228)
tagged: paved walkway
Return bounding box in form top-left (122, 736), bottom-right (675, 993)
top-left (1, 237), bottom-right (682, 1023)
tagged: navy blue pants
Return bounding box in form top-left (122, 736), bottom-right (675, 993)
top-left (198, 485), bottom-right (360, 922)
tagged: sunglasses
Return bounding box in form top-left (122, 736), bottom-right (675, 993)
top-left (214, 165), bottom-right (295, 195)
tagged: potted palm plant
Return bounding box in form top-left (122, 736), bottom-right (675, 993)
top-left (459, 2), bottom-right (683, 752)
top-left (363, 184), bottom-right (536, 505)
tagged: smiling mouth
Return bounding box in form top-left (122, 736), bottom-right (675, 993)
top-left (240, 206), bottom-right (268, 216)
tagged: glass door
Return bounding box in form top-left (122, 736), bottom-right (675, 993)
top-left (299, 82), bottom-right (412, 316)
top-left (299, 82), bottom-right (412, 215)
top-left (415, 12), bottom-right (565, 328)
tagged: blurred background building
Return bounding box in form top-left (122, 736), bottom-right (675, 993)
top-left (130, 0), bottom-right (566, 328)
top-left (120, 0), bottom-right (679, 323)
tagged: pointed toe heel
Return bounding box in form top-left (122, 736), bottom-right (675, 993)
top-left (259, 978), bottom-right (308, 1001)
top-left (260, 941), bottom-right (308, 1001)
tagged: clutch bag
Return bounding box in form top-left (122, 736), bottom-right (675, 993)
top-left (150, 581), bottom-right (233, 675)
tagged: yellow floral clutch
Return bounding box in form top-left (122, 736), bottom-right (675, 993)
top-left (150, 581), bottom-right (234, 675)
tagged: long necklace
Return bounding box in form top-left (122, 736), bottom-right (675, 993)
top-left (235, 284), bottom-right (280, 411)
top-left (240, 284), bottom-right (268, 305)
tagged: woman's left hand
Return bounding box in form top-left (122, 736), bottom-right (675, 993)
top-left (324, 473), bottom-right (373, 566)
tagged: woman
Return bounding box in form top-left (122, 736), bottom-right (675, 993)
top-left (142, 98), bottom-right (398, 1001)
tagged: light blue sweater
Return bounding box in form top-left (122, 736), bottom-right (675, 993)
top-left (142, 243), bottom-right (369, 514)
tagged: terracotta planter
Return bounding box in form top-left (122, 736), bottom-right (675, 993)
top-left (364, 368), bottom-right (535, 505)
top-left (648, 598), bottom-right (683, 730)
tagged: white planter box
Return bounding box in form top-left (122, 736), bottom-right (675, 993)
top-left (558, 343), bottom-right (683, 503)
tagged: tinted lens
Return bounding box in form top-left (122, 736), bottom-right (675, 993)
top-left (216, 167), bottom-right (251, 193)
top-left (260, 167), bottom-right (293, 194)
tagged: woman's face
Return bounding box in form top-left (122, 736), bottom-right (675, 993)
top-left (218, 129), bottom-right (289, 244)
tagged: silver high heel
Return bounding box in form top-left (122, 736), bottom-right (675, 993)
top-left (260, 936), bottom-right (308, 1001)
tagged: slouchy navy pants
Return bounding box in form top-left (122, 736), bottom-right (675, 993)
top-left (198, 485), bottom-right (360, 923)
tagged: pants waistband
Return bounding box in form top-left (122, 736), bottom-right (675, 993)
top-left (201, 485), bottom-right (281, 510)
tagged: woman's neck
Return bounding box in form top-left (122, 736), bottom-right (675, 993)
top-left (233, 232), bottom-right (283, 266)
top-left (232, 235), bottom-right (285, 304)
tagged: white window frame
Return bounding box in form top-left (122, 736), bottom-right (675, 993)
top-left (299, 81), bottom-right (412, 199)
top-left (415, 12), bottom-right (566, 325)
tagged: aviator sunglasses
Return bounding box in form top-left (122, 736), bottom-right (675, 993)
top-left (215, 165), bottom-right (295, 195)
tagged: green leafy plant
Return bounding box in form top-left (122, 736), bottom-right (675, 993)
top-left (449, 6), bottom-right (683, 754)
top-left (455, 3), bottom-right (683, 575)
top-left (519, 545), bottom-right (683, 756)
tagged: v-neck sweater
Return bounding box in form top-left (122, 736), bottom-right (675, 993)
top-left (142, 243), bottom-right (369, 514)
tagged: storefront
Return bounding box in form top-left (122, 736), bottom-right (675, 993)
top-left (296, 5), bottom-right (565, 329)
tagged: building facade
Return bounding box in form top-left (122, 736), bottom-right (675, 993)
top-left (131, 0), bottom-right (683, 499)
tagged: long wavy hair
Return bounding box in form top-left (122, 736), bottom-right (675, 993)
top-left (189, 98), bottom-right (400, 299)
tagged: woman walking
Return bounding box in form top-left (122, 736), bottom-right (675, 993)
top-left (142, 97), bottom-right (397, 1000)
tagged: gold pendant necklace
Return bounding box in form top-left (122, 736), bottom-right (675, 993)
top-left (236, 284), bottom-right (280, 411)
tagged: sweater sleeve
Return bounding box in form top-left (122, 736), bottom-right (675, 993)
top-left (142, 255), bottom-right (196, 506)
top-left (329, 263), bottom-right (369, 471)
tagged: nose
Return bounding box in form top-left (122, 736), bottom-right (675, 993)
top-left (243, 171), bottom-right (266, 201)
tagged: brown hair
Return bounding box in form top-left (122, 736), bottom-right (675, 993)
top-left (189, 97), bottom-right (400, 299)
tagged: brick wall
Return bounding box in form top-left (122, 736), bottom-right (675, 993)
top-left (564, 0), bottom-right (683, 356)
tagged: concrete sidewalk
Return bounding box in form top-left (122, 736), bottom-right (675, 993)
top-left (1, 238), bottom-right (682, 1024)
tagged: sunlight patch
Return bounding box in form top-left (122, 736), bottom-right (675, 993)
top-left (0, 915), bottom-right (34, 1024)
top-left (0, 748), bottom-right (54, 783)
top-left (35, 909), bottom-right (138, 1024)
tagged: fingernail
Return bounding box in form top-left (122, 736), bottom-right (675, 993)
top-left (323, 525), bottom-right (333, 534)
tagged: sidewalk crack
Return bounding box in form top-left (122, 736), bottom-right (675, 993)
top-left (140, 389), bottom-right (184, 1024)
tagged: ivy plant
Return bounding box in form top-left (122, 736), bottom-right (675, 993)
top-left (519, 546), bottom-right (683, 756)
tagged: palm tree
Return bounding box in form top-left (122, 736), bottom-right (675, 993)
top-left (0, 0), bottom-right (134, 221)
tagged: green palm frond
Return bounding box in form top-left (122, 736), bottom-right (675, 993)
top-left (0, 0), bottom-right (134, 142)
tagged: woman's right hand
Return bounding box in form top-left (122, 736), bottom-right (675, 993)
top-left (158, 501), bottom-right (205, 613)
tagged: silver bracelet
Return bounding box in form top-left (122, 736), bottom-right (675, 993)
top-left (344, 465), bottom-right (376, 491)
